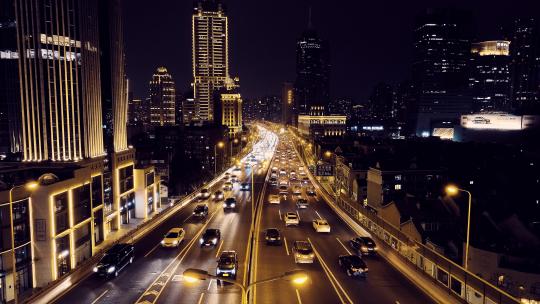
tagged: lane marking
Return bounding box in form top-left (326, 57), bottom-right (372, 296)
top-left (308, 238), bottom-right (353, 304)
top-left (315, 210), bottom-right (323, 220)
top-left (278, 209), bottom-right (282, 220)
top-left (207, 279), bottom-right (213, 291)
top-left (284, 237), bottom-right (290, 256)
top-left (336, 237), bottom-right (352, 255)
top-left (295, 289), bottom-right (303, 304)
top-left (144, 242), bottom-right (161, 258)
top-left (90, 289), bottom-right (109, 304)
top-left (182, 214), bottom-right (192, 224)
top-left (215, 240), bottom-right (224, 258)
top-left (197, 292), bottom-right (205, 304)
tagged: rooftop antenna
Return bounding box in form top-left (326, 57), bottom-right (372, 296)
top-left (308, 6), bottom-right (312, 28)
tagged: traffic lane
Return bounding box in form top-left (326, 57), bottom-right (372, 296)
top-left (54, 177), bottom-right (229, 304)
top-left (154, 167), bottom-right (266, 303)
top-left (255, 187), bottom-right (341, 304)
top-left (301, 184), bottom-right (434, 303)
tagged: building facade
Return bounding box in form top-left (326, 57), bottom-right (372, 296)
top-left (282, 82), bottom-right (294, 125)
top-left (149, 67), bottom-right (176, 126)
top-left (220, 93), bottom-right (242, 135)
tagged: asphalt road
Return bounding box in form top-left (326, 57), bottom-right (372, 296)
top-left (54, 127), bottom-right (433, 304)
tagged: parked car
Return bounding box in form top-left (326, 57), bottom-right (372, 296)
top-left (93, 243), bottom-right (134, 278)
top-left (338, 255), bottom-right (368, 278)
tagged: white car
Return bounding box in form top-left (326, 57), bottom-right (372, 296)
top-left (161, 228), bottom-right (186, 247)
top-left (293, 241), bottom-right (315, 264)
top-left (312, 219), bottom-right (331, 233)
top-left (292, 185), bottom-right (302, 195)
top-left (284, 212), bottom-right (300, 226)
top-left (198, 188), bottom-right (210, 199)
top-left (268, 194), bottom-right (281, 204)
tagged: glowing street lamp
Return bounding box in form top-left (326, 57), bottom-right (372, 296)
top-left (324, 151), bottom-right (332, 158)
top-left (445, 184), bottom-right (473, 269)
top-left (215, 141), bottom-right (225, 174)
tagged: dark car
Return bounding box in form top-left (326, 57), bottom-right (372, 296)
top-left (200, 229), bottom-right (221, 247)
top-left (193, 204), bottom-right (209, 219)
top-left (338, 255), bottom-right (368, 278)
top-left (93, 243), bottom-right (134, 278)
top-left (350, 237), bottom-right (377, 256)
top-left (212, 190), bottom-right (224, 201)
top-left (216, 251), bottom-right (239, 280)
top-left (240, 182), bottom-right (250, 191)
top-left (264, 228), bottom-right (282, 245)
top-left (223, 197), bottom-right (237, 211)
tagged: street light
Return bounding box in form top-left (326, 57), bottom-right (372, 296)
top-left (215, 141), bottom-right (225, 174)
top-left (9, 181), bottom-right (38, 303)
top-left (182, 268), bottom-right (308, 304)
top-left (324, 151), bottom-right (332, 158)
top-left (445, 184), bottom-right (473, 269)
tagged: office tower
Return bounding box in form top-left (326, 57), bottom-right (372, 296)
top-left (368, 83), bottom-right (395, 124)
top-left (149, 67), bottom-right (176, 126)
top-left (510, 18), bottom-right (540, 112)
top-left (470, 41), bottom-right (512, 112)
top-left (0, 0), bottom-right (21, 156)
top-left (10, 0), bottom-right (105, 161)
top-left (282, 82), bottom-right (294, 125)
top-left (294, 25), bottom-right (330, 117)
top-left (328, 98), bottom-right (353, 118)
top-left (192, 0), bottom-right (230, 123)
top-left (412, 9), bottom-right (473, 136)
top-left (220, 92), bottom-right (243, 135)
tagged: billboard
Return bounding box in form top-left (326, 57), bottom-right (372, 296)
top-left (316, 164), bottom-right (334, 176)
top-left (461, 113), bottom-right (523, 130)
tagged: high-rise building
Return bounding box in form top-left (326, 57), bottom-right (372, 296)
top-left (220, 92), bottom-right (243, 135)
top-left (470, 41), bottom-right (512, 112)
top-left (149, 67), bottom-right (176, 126)
top-left (510, 18), bottom-right (540, 112)
top-left (368, 83), bottom-right (395, 124)
top-left (10, 0), bottom-right (105, 161)
top-left (328, 98), bottom-right (353, 119)
top-left (412, 9), bottom-right (473, 137)
top-left (294, 24), bottom-right (330, 118)
top-left (282, 82), bottom-right (294, 125)
top-left (192, 0), bottom-right (231, 123)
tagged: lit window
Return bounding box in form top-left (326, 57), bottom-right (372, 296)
top-left (394, 184), bottom-right (402, 190)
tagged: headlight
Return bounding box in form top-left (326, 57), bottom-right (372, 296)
top-left (309, 253), bottom-right (314, 258)
top-left (172, 240), bottom-right (178, 245)
top-left (216, 269), bottom-right (221, 274)
top-left (223, 203), bottom-right (227, 207)
top-left (161, 240), bottom-right (165, 245)
top-left (199, 239), bottom-right (204, 244)
top-left (93, 267), bottom-right (98, 272)
top-left (107, 266), bottom-right (116, 273)
top-left (361, 246), bottom-right (368, 252)
top-left (212, 238), bottom-right (218, 244)
top-left (231, 269), bottom-right (236, 274)
top-left (230, 203), bottom-right (236, 208)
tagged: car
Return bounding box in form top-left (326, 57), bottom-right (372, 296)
top-left (231, 175), bottom-right (238, 183)
top-left (270, 172), bottom-right (278, 179)
top-left (212, 190), bottom-right (224, 201)
top-left (265, 228), bottom-right (282, 245)
top-left (349, 237), bottom-right (378, 256)
top-left (269, 177), bottom-right (278, 186)
top-left (161, 228), bottom-right (185, 247)
top-left (93, 243), bottom-right (134, 278)
top-left (296, 198), bottom-right (308, 209)
top-left (301, 177), bottom-right (310, 184)
top-left (292, 241), bottom-right (315, 264)
top-left (338, 255), bottom-right (368, 278)
top-left (279, 169), bottom-right (287, 176)
top-left (193, 204), bottom-right (209, 219)
top-left (284, 212), bottom-right (300, 226)
top-left (223, 197), bottom-right (237, 210)
top-left (223, 182), bottom-right (233, 191)
top-left (268, 194), bottom-right (281, 204)
top-left (233, 165), bottom-right (242, 171)
top-left (200, 229), bottom-right (221, 247)
top-left (198, 188), bottom-right (210, 199)
top-left (240, 182), bottom-right (250, 191)
top-left (312, 219), bottom-right (331, 233)
top-left (292, 185), bottom-right (302, 195)
top-left (278, 185), bottom-right (288, 194)
top-left (306, 186), bottom-right (316, 196)
top-left (216, 251), bottom-right (239, 280)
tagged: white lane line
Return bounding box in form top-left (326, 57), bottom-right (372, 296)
top-left (336, 237), bottom-right (352, 255)
top-left (143, 242), bottom-right (161, 258)
top-left (207, 279), bottom-right (213, 291)
top-left (90, 289), bottom-right (109, 304)
top-left (215, 240), bottom-right (224, 258)
top-left (278, 209), bottom-right (282, 220)
top-left (182, 214), bottom-right (193, 224)
top-left (284, 237), bottom-right (290, 256)
top-left (295, 289), bottom-right (303, 304)
top-left (197, 292), bottom-right (205, 304)
top-left (229, 216), bottom-right (235, 225)
top-left (315, 210), bottom-right (323, 220)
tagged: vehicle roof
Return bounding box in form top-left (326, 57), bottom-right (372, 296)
top-left (286, 212), bottom-right (297, 216)
top-left (220, 250), bottom-right (237, 257)
top-left (168, 228), bottom-right (184, 233)
top-left (294, 241), bottom-right (311, 249)
top-left (205, 228), bottom-right (220, 233)
top-left (108, 243), bottom-right (132, 253)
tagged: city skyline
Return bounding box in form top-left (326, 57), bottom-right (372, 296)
top-left (123, 0), bottom-right (539, 101)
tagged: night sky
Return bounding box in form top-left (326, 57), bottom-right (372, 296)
top-left (123, 0), bottom-right (539, 102)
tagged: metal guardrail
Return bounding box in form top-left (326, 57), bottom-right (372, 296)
top-left (283, 125), bottom-right (520, 304)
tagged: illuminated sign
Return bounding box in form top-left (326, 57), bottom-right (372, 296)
top-left (316, 164), bottom-right (333, 176)
top-left (461, 113), bottom-right (524, 130)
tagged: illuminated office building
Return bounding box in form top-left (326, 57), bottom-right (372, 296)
top-left (192, 0), bottom-right (230, 123)
top-left (220, 93), bottom-right (243, 135)
top-left (149, 67), bottom-right (176, 126)
top-left (282, 82), bottom-right (294, 125)
top-left (470, 41), bottom-right (511, 112)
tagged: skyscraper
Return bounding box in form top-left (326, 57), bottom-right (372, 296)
top-left (149, 67), bottom-right (176, 126)
top-left (294, 25), bottom-right (330, 118)
top-left (412, 9), bottom-right (473, 137)
top-left (470, 41), bottom-right (512, 112)
top-left (368, 83), bottom-right (395, 124)
top-left (220, 92), bottom-right (243, 135)
top-left (281, 82), bottom-right (294, 125)
top-left (12, 0), bottom-right (105, 161)
top-left (192, 0), bottom-right (231, 123)
top-left (510, 18), bottom-right (540, 112)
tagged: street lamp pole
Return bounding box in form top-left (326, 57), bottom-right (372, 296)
top-left (446, 185), bottom-right (472, 269)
